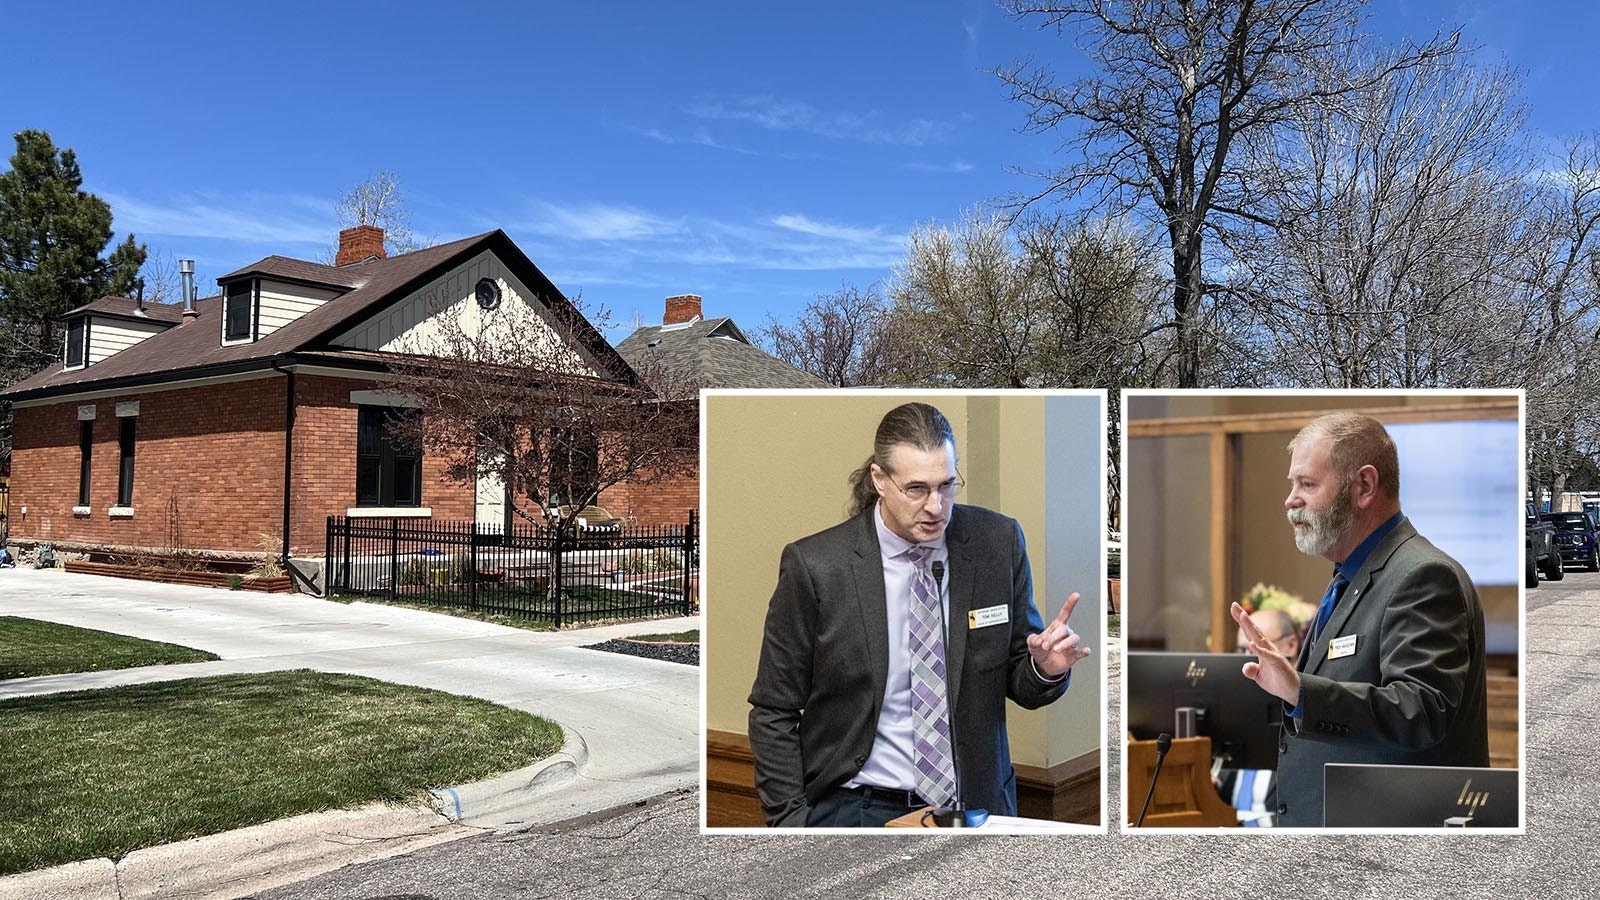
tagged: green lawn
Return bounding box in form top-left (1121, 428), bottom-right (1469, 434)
top-left (0, 670), bottom-right (563, 874)
top-left (0, 616), bottom-right (218, 679)
top-left (628, 629), bottom-right (699, 643)
top-left (1109, 614), bottom-right (1121, 639)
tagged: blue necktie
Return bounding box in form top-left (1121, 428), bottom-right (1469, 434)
top-left (1311, 571), bottom-right (1348, 644)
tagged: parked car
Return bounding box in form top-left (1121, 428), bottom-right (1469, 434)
top-left (1542, 511), bottom-right (1600, 572)
top-left (1526, 503), bottom-right (1561, 587)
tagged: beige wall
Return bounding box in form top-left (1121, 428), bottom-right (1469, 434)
top-left (704, 391), bottom-right (1104, 770)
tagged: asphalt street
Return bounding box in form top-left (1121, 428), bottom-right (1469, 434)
top-left (254, 574), bottom-right (1596, 900)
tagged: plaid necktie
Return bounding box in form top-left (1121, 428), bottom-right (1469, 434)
top-left (905, 546), bottom-right (957, 808)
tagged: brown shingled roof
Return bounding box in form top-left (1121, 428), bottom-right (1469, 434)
top-left (64, 296), bottom-right (187, 325)
top-left (217, 255), bottom-right (371, 289)
top-left (1, 230), bottom-right (636, 402)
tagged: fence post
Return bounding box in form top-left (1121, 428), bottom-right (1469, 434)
top-left (325, 516), bottom-right (334, 596)
top-left (683, 509), bottom-right (697, 616)
top-left (470, 519), bottom-right (480, 612)
top-left (341, 517), bottom-right (352, 592)
top-left (389, 517), bottom-right (399, 602)
top-left (552, 523), bottom-right (564, 629)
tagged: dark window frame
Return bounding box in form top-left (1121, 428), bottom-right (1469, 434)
top-left (65, 317), bottom-right (87, 367)
top-left (116, 416), bottom-right (136, 507)
top-left (78, 419), bottom-right (93, 506)
top-left (224, 280), bottom-right (254, 341)
top-left (355, 406), bottom-right (423, 508)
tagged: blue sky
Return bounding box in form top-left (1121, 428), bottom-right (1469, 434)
top-left (3, 1), bottom-right (1597, 342)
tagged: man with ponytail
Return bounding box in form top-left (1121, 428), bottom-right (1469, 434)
top-left (748, 401), bottom-right (1089, 827)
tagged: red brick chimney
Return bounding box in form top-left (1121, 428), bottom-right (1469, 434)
top-left (664, 294), bottom-right (702, 325)
top-left (336, 225), bottom-right (386, 266)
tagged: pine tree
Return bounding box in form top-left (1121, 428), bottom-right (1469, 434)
top-left (0, 129), bottom-right (146, 381)
top-left (0, 129), bottom-right (147, 464)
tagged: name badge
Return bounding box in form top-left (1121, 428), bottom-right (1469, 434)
top-left (969, 604), bottom-right (1010, 629)
top-left (1328, 634), bottom-right (1358, 660)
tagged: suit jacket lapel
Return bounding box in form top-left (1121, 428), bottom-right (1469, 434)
top-left (850, 510), bottom-right (891, 709)
top-left (1306, 517), bottom-right (1416, 676)
top-left (944, 506), bottom-right (975, 714)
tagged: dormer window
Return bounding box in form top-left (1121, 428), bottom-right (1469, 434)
top-left (65, 317), bottom-right (87, 368)
top-left (224, 280), bottom-right (255, 342)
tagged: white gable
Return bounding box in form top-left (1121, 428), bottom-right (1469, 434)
top-left (258, 279), bottom-right (340, 338)
top-left (329, 250), bottom-right (600, 375)
top-left (87, 316), bottom-right (166, 364)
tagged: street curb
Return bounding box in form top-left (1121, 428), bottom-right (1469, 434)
top-left (429, 726), bottom-right (591, 826)
top-left (0, 805), bottom-right (468, 900)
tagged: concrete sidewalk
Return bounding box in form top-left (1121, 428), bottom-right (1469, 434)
top-left (0, 566), bottom-right (700, 897)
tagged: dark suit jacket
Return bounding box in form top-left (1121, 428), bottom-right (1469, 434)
top-left (747, 504), bottom-right (1069, 827)
top-left (1278, 516), bottom-right (1490, 826)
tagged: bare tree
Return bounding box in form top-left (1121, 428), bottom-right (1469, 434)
top-left (888, 209), bottom-right (1169, 390)
top-left (996, 0), bottom-right (1455, 387)
top-left (758, 283), bottom-right (910, 387)
top-left (136, 248), bottom-right (193, 305)
top-left (1519, 135), bottom-right (1600, 504)
top-left (383, 290), bottom-right (699, 533)
top-left (1227, 48), bottom-right (1533, 388)
top-left (335, 170), bottom-right (432, 255)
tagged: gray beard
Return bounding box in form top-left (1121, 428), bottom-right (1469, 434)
top-left (1288, 481), bottom-right (1353, 557)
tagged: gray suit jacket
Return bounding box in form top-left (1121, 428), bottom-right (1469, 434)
top-left (1277, 516), bottom-right (1490, 826)
top-left (747, 504), bottom-right (1069, 827)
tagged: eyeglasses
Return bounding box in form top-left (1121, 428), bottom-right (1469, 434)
top-left (882, 469), bottom-right (965, 503)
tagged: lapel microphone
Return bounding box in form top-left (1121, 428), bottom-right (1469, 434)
top-left (927, 559), bottom-right (970, 828)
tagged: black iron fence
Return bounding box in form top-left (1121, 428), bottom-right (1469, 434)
top-left (325, 511), bottom-right (698, 628)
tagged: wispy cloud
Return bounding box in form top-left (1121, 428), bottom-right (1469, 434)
top-left (629, 124), bottom-right (761, 156)
top-left (516, 202), bottom-right (684, 242)
top-left (685, 95), bottom-right (949, 147)
top-left (906, 160), bottom-right (976, 174)
top-left (771, 214), bottom-right (902, 247)
top-left (513, 201), bottom-right (908, 280)
top-left (100, 191), bottom-right (334, 246)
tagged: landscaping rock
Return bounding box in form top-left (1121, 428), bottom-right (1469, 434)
top-left (582, 639), bottom-right (698, 666)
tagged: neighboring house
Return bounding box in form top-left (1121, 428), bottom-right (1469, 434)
top-left (615, 294), bottom-right (832, 391)
top-left (0, 226), bottom-right (636, 573)
top-left (608, 294), bottom-right (829, 525)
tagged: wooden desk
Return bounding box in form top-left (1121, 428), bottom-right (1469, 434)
top-left (1126, 736), bottom-right (1237, 827)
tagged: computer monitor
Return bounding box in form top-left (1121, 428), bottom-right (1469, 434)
top-left (1126, 651), bottom-right (1282, 770)
top-left (1323, 764), bottom-right (1520, 828)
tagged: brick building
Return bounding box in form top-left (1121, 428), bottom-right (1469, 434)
top-left (0, 227), bottom-right (650, 578)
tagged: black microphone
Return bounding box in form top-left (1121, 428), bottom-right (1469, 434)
top-left (927, 560), bottom-right (971, 828)
top-left (1135, 732), bottom-right (1174, 828)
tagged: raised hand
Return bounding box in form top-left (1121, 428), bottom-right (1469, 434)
top-left (1027, 592), bottom-right (1092, 678)
top-left (1232, 601), bottom-right (1300, 705)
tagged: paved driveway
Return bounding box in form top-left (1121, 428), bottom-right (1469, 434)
top-left (0, 567), bottom-right (700, 826)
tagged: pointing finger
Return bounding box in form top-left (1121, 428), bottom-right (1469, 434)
top-left (1053, 592), bottom-right (1080, 628)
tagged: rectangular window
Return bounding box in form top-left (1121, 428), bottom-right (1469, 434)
top-left (224, 281), bottom-right (253, 341)
top-left (78, 420), bottom-right (93, 506)
top-left (117, 417), bottom-right (136, 507)
top-left (355, 406), bottom-right (422, 507)
top-left (65, 318), bottom-right (86, 367)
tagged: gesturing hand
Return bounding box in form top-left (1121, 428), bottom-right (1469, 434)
top-left (1027, 591), bottom-right (1091, 678)
top-left (1232, 601), bottom-right (1301, 705)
